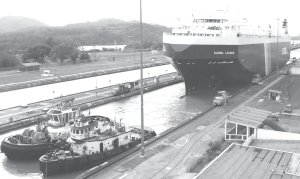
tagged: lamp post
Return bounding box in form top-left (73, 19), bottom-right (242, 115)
top-left (95, 79), bottom-right (98, 96)
top-left (276, 18), bottom-right (279, 74)
top-left (134, 40), bottom-right (136, 67)
top-left (129, 36), bottom-right (136, 68)
top-left (140, 0), bottom-right (145, 157)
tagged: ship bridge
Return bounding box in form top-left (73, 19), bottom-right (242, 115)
top-left (291, 39), bottom-right (300, 50)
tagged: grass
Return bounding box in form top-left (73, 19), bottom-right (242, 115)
top-left (189, 138), bottom-right (231, 173)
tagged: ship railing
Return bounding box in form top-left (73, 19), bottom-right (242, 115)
top-left (237, 33), bottom-right (282, 38)
top-left (165, 32), bottom-right (221, 37)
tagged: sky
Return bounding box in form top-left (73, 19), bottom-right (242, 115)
top-left (0, 0), bottom-right (300, 35)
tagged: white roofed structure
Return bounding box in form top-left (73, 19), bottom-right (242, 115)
top-left (225, 106), bottom-right (271, 141)
top-left (78, 45), bottom-right (126, 52)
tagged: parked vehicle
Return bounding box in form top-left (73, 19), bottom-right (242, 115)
top-left (111, 82), bottom-right (137, 96)
top-left (252, 74), bottom-right (262, 84)
top-left (213, 91), bottom-right (229, 106)
top-left (41, 70), bottom-right (54, 77)
top-left (283, 104), bottom-right (293, 113)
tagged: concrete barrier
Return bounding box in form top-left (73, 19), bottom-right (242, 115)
top-left (257, 129), bottom-right (300, 140)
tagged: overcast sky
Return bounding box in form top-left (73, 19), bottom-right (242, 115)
top-left (0, 0), bottom-right (299, 35)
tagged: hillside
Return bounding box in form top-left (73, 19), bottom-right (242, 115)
top-left (0, 18), bottom-right (171, 51)
top-left (0, 16), bottom-right (47, 34)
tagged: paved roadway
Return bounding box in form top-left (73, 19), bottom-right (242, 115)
top-left (0, 52), bottom-right (167, 86)
top-left (83, 72), bottom-right (286, 179)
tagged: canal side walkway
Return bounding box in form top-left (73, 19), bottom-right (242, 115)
top-left (0, 73), bottom-right (182, 134)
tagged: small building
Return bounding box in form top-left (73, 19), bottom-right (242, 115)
top-left (225, 106), bottom-right (271, 141)
top-left (268, 89), bottom-right (282, 101)
top-left (18, 62), bottom-right (41, 72)
top-left (78, 45), bottom-right (127, 52)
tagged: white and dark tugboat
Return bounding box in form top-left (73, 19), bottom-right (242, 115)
top-left (39, 114), bottom-right (156, 175)
top-left (1, 98), bottom-right (80, 159)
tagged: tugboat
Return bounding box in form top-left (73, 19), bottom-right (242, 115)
top-left (1, 98), bottom-right (80, 159)
top-left (39, 115), bottom-right (156, 175)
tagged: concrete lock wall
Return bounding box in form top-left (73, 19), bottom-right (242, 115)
top-left (257, 129), bottom-right (300, 140)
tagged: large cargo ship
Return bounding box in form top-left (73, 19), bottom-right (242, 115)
top-left (163, 10), bottom-right (291, 94)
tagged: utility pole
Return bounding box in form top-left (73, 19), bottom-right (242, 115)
top-left (140, 0), bottom-right (145, 157)
top-left (276, 18), bottom-right (279, 74)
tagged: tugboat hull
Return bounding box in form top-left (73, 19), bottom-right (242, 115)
top-left (39, 130), bottom-right (156, 175)
top-left (1, 137), bottom-right (52, 159)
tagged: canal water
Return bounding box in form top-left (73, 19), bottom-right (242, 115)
top-left (0, 49), bottom-right (299, 178)
top-left (0, 82), bottom-right (217, 179)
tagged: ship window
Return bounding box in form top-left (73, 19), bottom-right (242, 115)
top-left (85, 129), bottom-right (88, 133)
top-left (80, 129), bottom-right (83, 134)
top-left (63, 114), bottom-right (67, 122)
top-left (58, 115), bottom-right (62, 122)
top-left (76, 130), bottom-right (79, 134)
top-left (53, 115), bottom-right (59, 122)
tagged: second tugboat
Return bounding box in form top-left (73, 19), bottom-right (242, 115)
top-left (1, 98), bottom-right (80, 159)
top-left (39, 114), bottom-right (156, 175)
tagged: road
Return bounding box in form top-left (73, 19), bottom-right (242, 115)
top-left (0, 52), bottom-right (167, 86)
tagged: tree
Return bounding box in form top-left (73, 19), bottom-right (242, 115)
top-left (71, 50), bottom-right (79, 64)
top-left (45, 37), bottom-right (57, 48)
top-left (80, 53), bottom-right (90, 61)
top-left (50, 45), bottom-right (77, 63)
top-left (22, 44), bottom-right (51, 63)
top-left (0, 51), bottom-right (19, 67)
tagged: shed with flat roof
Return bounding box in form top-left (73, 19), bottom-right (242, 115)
top-left (18, 62), bottom-right (41, 72)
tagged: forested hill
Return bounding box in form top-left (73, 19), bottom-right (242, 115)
top-left (0, 16), bottom-right (47, 34)
top-left (0, 18), bottom-right (171, 51)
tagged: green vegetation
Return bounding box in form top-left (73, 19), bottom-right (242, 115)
top-left (0, 18), bottom-right (170, 68)
top-left (0, 19), bottom-right (171, 51)
top-left (22, 44), bottom-right (51, 63)
top-left (189, 139), bottom-right (231, 173)
top-left (0, 16), bottom-right (46, 34)
top-left (0, 51), bottom-right (19, 68)
top-left (79, 53), bottom-right (90, 61)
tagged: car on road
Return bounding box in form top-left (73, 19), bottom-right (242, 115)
top-left (283, 104), bottom-right (293, 113)
top-left (20, 103), bottom-right (29, 108)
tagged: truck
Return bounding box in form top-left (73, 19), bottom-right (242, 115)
top-left (252, 74), bottom-right (262, 84)
top-left (283, 104), bottom-right (293, 113)
top-left (111, 82), bottom-right (136, 96)
top-left (213, 91), bottom-right (229, 106)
